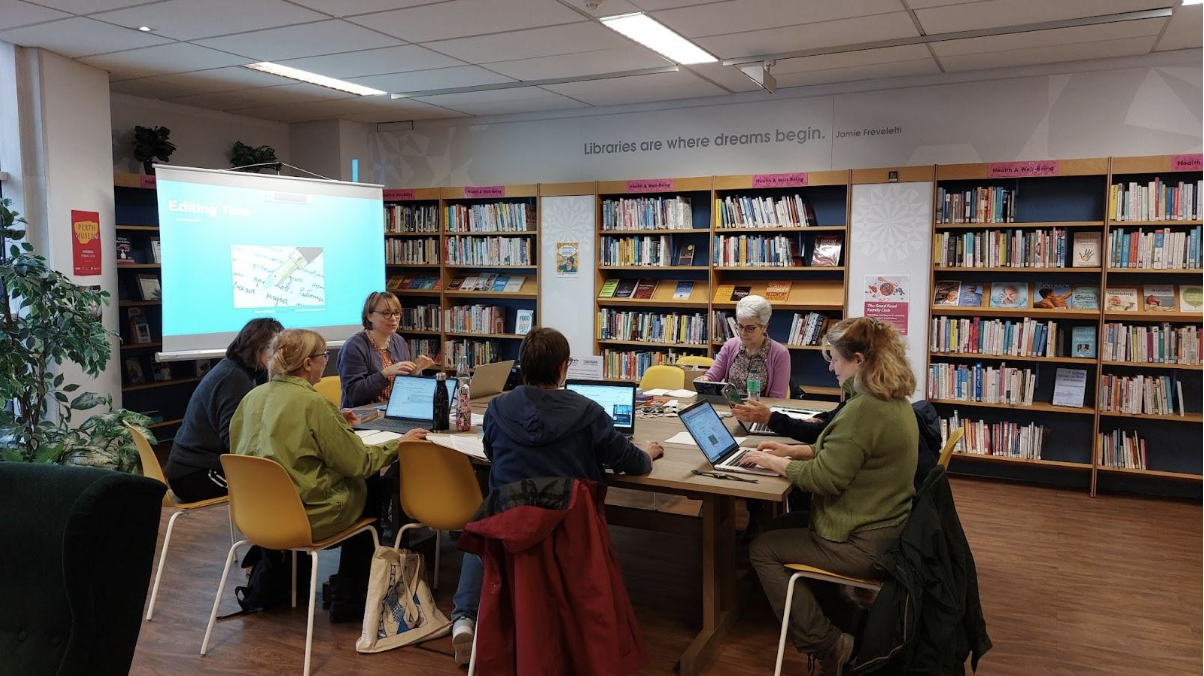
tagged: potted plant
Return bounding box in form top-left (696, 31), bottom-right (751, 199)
top-left (230, 140), bottom-right (279, 172)
top-left (0, 198), bottom-right (154, 471)
top-left (132, 125), bottom-right (176, 175)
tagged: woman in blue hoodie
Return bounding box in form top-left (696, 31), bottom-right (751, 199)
top-left (448, 328), bottom-right (663, 665)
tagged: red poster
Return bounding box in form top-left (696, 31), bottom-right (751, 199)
top-left (71, 210), bottom-right (101, 276)
top-left (863, 275), bottom-right (909, 335)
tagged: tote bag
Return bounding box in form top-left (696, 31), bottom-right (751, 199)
top-left (356, 546), bottom-right (451, 653)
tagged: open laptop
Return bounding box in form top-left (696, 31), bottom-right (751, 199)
top-left (678, 400), bottom-right (776, 476)
top-left (565, 379), bottom-right (636, 437)
top-left (357, 375), bottom-right (458, 434)
top-left (740, 406), bottom-right (826, 437)
top-left (468, 359), bottom-right (515, 399)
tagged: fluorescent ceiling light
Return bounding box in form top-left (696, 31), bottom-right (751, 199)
top-left (243, 62), bottom-right (386, 96)
top-left (1182, 0), bottom-right (1202, 6)
top-left (600, 13), bottom-right (717, 65)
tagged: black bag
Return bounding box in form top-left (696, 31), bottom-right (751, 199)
top-left (231, 545), bottom-right (312, 614)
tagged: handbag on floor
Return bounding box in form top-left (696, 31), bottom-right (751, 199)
top-left (355, 545), bottom-right (451, 653)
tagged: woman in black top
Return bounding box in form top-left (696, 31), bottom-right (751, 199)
top-left (163, 318), bottom-right (283, 501)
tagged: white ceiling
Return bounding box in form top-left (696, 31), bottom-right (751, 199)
top-left (0, 0), bottom-right (1198, 123)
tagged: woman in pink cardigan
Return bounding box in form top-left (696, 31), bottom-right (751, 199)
top-left (702, 295), bottom-right (791, 398)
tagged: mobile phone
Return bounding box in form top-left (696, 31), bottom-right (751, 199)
top-left (722, 384), bottom-right (744, 406)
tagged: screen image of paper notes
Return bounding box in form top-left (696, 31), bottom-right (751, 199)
top-left (156, 166), bottom-right (384, 358)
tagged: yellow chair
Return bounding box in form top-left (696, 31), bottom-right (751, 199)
top-left (938, 427), bottom-right (965, 469)
top-left (126, 421), bottom-right (230, 622)
top-left (639, 365), bottom-right (685, 390)
top-left (314, 375), bottom-right (342, 408)
top-left (202, 455), bottom-right (379, 676)
top-left (676, 355), bottom-right (715, 368)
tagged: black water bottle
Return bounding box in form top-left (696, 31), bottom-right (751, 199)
top-left (432, 372), bottom-right (450, 431)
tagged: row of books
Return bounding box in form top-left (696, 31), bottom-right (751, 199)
top-left (398, 304), bottom-right (440, 332)
top-left (445, 305), bottom-right (506, 335)
top-left (713, 234), bottom-right (843, 267)
top-left (932, 281), bottom-right (1099, 310)
top-left (446, 203), bottom-right (533, 232)
top-left (442, 339), bottom-right (501, 368)
top-left (597, 309), bottom-right (708, 345)
top-left (445, 236), bottom-right (533, 266)
top-left (386, 237), bottom-right (439, 265)
top-left (786, 312), bottom-right (830, 346)
top-left (936, 186), bottom-right (1016, 224)
top-left (384, 204), bottom-right (439, 233)
top-left (1101, 323), bottom-right (1201, 365)
top-left (600, 235), bottom-right (679, 267)
top-left (1105, 226), bottom-right (1201, 269)
top-left (601, 196), bottom-right (693, 231)
top-left (1109, 180), bottom-right (1201, 222)
top-left (941, 414), bottom-right (1047, 459)
top-left (712, 282), bottom-right (792, 302)
top-left (929, 317), bottom-right (1094, 359)
top-left (387, 275), bottom-right (440, 291)
top-left (927, 363), bottom-right (1037, 406)
top-left (1098, 373), bottom-right (1186, 417)
top-left (714, 194), bottom-right (817, 229)
top-left (601, 349), bottom-right (688, 381)
top-left (932, 229), bottom-right (1092, 268)
top-left (447, 274), bottom-right (526, 293)
top-left (1098, 430), bottom-right (1147, 470)
top-left (598, 278), bottom-right (694, 300)
top-left (405, 338), bottom-right (439, 363)
top-left (1104, 285), bottom-right (1202, 313)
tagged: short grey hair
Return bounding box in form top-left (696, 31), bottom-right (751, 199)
top-left (735, 294), bottom-right (772, 325)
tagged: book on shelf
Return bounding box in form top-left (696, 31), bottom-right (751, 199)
top-left (988, 282), bottom-right (1029, 309)
top-left (599, 279), bottom-right (620, 298)
top-left (673, 281), bottom-right (695, 300)
top-left (1177, 381), bottom-right (1186, 416)
top-left (714, 283), bottom-right (735, 302)
top-left (677, 244), bottom-right (696, 266)
top-left (933, 228), bottom-right (1068, 268)
top-left (787, 312), bottom-right (829, 346)
top-left (1104, 287), bottom-right (1139, 312)
top-left (601, 235), bottom-right (674, 266)
top-left (420, 277), bottom-right (437, 290)
top-left (1032, 283), bottom-right (1073, 309)
top-left (933, 281), bottom-right (961, 306)
top-left (503, 276), bottom-right (525, 293)
top-left (445, 235), bottom-right (533, 266)
top-left (598, 309), bottom-right (707, 344)
top-left (716, 194), bottom-right (816, 228)
top-left (809, 235), bottom-right (842, 267)
top-left (116, 236), bottom-right (135, 264)
top-left (930, 316), bottom-right (1063, 358)
top-left (613, 279), bottom-right (638, 299)
top-left (515, 309), bottom-right (534, 335)
top-left (124, 357), bottom-right (145, 385)
top-left (1071, 232), bottom-right (1100, 267)
top-left (730, 286), bottom-right (752, 302)
top-left (1109, 179), bottom-right (1202, 222)
top-left (602, 196), bottom-right (692, 231)
top-left (1071, 285), bottom-right (1099, 310)
top-left (927, 362), bottom-right (1037, 405)
top-left (764, 281), bottom-right (792, 302)
top-left (150, 238), bottom-right (161, 264)
top-left (1107, 226), bottom-right (1202, 270)
top-left (447, 276), bottom-right (465, 291)
top-left (151, 362), bottom-right (171, 382)
top-left (1142, 285), bottom-right (1175, 312)
top-left (1181, 285), bottom-right (1203, 312)
top-left (1102, 322), bottom-right (1201, 364)
top-left (1051, 368), bottom-right (1088, 408)
top-left (958, 284), bottom-right (984, 307)
top-left (385, 203), bottom-right (439, 233)
top-left (1098, 429), bottom-right (1147, 470)
top-left (1071, 326), bottom-right (1097, 359)
top-left (1099, 372), bottom-right (1182, 416)
top-left (713, 233), bottom-right (801, 267)
top-left (127, 307), bottom-right (152, 344)
top-left (941, 412), bottom-right (1046, 459)
top-left (633, 278), bottom-right (659, 300)
top-left (491, 275), bottom-right (510, 292)
top-left (446, 202), bottom-right (533, 233)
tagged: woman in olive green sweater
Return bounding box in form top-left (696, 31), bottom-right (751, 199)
top-left (741, 317), bottom-right (918, 676)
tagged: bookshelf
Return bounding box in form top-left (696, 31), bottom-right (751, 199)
top-left (382, 188), bottom-right (443, 365)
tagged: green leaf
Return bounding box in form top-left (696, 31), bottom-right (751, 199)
top-left (62, 383), bottom-right (79, 392)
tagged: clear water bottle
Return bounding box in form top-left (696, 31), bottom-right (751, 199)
top-left (747, 378), bottom-right (761, 401)
top-left (432, 372), bottom-right (450, 431)
top-left (455, 355), bottom-right (472, 432)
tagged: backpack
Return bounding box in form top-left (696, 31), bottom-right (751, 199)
top-left (230, 545), bottom-right (313, 615)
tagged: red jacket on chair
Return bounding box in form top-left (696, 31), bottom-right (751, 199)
top-left (458, 477), bottom-right (649, 676)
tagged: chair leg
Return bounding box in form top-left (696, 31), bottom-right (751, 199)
top-left (146, 509), bottom-right (185, 622)
top-left (291, 551), bottom-right (298, 608)
top-left (228, 507), bottom-right (236, 545)
top-left (201, 539), bottom-right (248, 656)
top-left (433, 529), bottom-right (441, 591)
top-left (774, 572), bottom-right (804, 676)
top-left (303, 551), bottom-right (320, 676)
top-left (467, 629), bottom-right (478, 676)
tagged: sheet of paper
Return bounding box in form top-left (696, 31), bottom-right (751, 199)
top-left (357, 430), bottom-right (401, 446)
top-left (663, 431), bottom-right (747, 446)
top-left (471, 413), bottom-right (485, 426)
top-left (770, 406), bottom-right (822, 421)
top-left (428, 433), bottom-right (488, 460)
top-left (665, 389), bottom-right (696, 398)
top-left (643, 388), bottom-right (671, 396)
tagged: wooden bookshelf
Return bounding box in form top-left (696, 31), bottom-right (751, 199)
top-left (444, 332), bottom-right (528, 340)
top-left (1095, 466), bottom-right (1202, 481)
top-left (116, 224), bottom-right (159, 232)
top-left (714, 225), bottom-right (847, 233)
top-left (396, 329), bottom-right (441, 336)
top-left (932, 306), bottom-right (1099, 320)
top-left (933, 266), bottom-right (1102, 273)
top-left (120, 342), bottom-right (162, 351)
top-left (1108, 220), bottom-right (1202, 227)
top-left (600, 297), bottom-right (710, 309)
top-left (599, 265), bottom-right (709, 271)
top-left (1098, 411), bottom-right (1203, 423)
top-left (950, 454), bottom-right (1091, 470)
top-left (1103, 311), bottom-right (1202, 322)
top-left (1105, 268), bottom-right (1204, 274)
top-left (934, 220), bottom-right (1104, 230)
top-left (116, 263), bottom-right (161, 269)
top-left (1101, 360), bottom-right (1203, 370)
top-left (597, 339), bottom-right (710, 349)
top-left (930, 351), bottom-right (1098, 366)
top-left (930, 399), bottom-right (1096, 415)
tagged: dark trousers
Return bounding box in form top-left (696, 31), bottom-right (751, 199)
top-left (166, 468), bottom-right (227, 503)
top-left (335, 473), bottom-right (385, 597)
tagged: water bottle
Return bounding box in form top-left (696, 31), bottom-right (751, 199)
top-left (455, 355), bottom-right (472, 432)
top-left (432, 372), bottom-right (450, 431)
top-left (747, 378), bottom-right (761, 402)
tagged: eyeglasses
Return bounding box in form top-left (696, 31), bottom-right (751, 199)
top-left (309, 350), bottom-right (329, 360)
top-left (735, 323), bottom-right (763, 334)
top-left (372, 310), bottom-right (401, 319)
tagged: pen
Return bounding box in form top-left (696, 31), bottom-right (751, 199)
top-left (265, 247), bottom-right (321, 288)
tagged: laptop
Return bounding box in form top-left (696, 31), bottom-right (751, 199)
top-left (693, 380), bottom-right (740, 406)
top-left (565, 379), bottom-right (637, 437)
top-left (357, 374), bottom-right (458, 434)
top-left (467, 359), bottom-right (515, 399)
top-left (740, 405), bottom-right (825, 436)
top-left (678, 400), bottom-right (776, 476)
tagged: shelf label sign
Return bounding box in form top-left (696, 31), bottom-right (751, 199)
top-left (626, 178), bottom-right (674, 192)
top-left (71, 209), bottom-right (102, 276)
top-left (987, 161), bottom-right (1060, 177)
top-left (140, 175), bottom-right (157, 189)
top-left (383, 189), bottom-right (416, 200)
top-left (464, 185), bottom-right (505, 198)
top-left (752, 172), bottom-right (809, 188)
top-left (1172, 154), bottom-right (1202, 171)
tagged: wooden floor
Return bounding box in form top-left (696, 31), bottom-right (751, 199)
top-left (128, 478), bottom-right (1202, 676)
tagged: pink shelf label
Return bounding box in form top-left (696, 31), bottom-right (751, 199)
top-left (1172, 154), bottom-right (1202, 171)
top-left (383, 189), bottom-right (416, 200)
top-left (752, 172), bottom-right (809, 188)
top-left (626, 178), bottom-right (674, 192)
top-left (464, 185), bottom-right (505, 198)
top-left (140, 175), bottom-right (157, 189)
top-left (987, 161), bottom-right (1060, 177)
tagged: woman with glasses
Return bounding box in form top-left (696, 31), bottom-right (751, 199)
top-left (700, 294), bottom-right (791, 399)
top-left (338, 291), bottom-right (433, 408)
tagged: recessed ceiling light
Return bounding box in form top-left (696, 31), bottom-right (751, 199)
top-left (137, 26), bottom-right (153, 32)
top-left (243, 62), bottom-right (386, 96)
top-left (600, 13), bottom-right (717, 65)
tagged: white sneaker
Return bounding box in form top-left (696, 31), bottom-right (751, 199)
top-left (452, 617), bottom-right (475, 667)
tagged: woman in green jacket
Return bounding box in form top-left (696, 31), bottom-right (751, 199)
top-left (230, 328), bottom-right (426, 622)
top-left (741, 317), bottom-right (918, 676)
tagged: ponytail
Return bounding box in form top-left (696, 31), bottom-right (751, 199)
top-left (823, 317), bottom-right (914, 399)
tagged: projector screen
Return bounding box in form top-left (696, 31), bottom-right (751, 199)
top-left (156, 166), bottom-right (385, 360)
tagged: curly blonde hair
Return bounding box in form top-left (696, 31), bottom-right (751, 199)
top-left (268, 328), bottom-right (326, 378)
top-left (823, 317), bottom-right (914, 400)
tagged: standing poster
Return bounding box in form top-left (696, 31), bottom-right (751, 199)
top-left (71, 210), bottom-right (101, 276)
top-left (864, 275), bottom-right (909, 335)
top-left (556, 241), bottom-right (579, 277)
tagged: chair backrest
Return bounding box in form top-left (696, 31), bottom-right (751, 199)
top-left (220, 455), bottom-right (315, 550)
top-left (125, 421), bottom-right (172, 507)
top-left (395, 441), bottom-right (484, 532)
top-left (314, 375), bottom-right (342, 407)
top-left (639, 365), bottom-right (685, 390)
top-left (937, 427), bottom-right (964, 469)
top-left (676, 355), bottom-right (715, 368)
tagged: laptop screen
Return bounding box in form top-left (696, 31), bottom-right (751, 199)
top-left (679, 401), bottom-right (738, 464)
top-left (565, 381), bottom-right (635, 432)
top-left (386, 376), bottom-right (458, 421)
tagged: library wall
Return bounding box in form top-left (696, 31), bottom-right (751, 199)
top-left (539, 194), bottom-right (596, 356)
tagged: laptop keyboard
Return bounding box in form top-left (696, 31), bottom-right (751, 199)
top-left (360, 418), bottom-right (424, 434)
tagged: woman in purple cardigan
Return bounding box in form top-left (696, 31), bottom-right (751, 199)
top-left (703, 295), bottom-right (791, 399)
top-left (337, 291), bottom-right (433, 408)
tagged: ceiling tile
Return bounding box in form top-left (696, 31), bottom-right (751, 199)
top-left (79, 43), bottom-right (249, 81)
top-left (485, 47), bottom-right (671, 81)
top-left (194, 19), bottom-right (400, 61)
top-left (420, 92), bottom-right (590, 116)
top-left (930, 19), bottom-right (1165, 57)
top-left (775, 58), bottom-right (941, 88)
top-left (914, 0), bottom-right (1172, 34)
top-left (544, 69), bottom-right (725, 106)
top-left (140, 66), bottom-right (298, 94)
top-left (92, 0), bottom-right (326, 41)
top-left (0, 0), bottom-right (70, 31)
top-left (695, 12), bottom-right (919, 59)
top-left (230, 95), bottom-right (443, 123)
top-left (940, 35), bottom-right (1158, 72)
top-left (163, 90), bottom-right (264, 111)
top-left (652, 0), bottom-right (906, 38)
top-left (413, 86), bottom-right (566, 105)
top-left (428, 21), bottom-right (630, 64)
top-left (682, 62), bottom-right (764, 93)
top-left (773, 44), bottom-right (932, 74)
top-left (581, 0), bottom-right (641, 14)
top-left (275, 45), bottom-right (464, 79)
top-left (109, 76), bottom-right (209, 100)
top-left (285, 0), bottom-right (449, 16)
top-left (348, 65), bottom-right (515, 93)
top-left (29, 0), bottom-right (154, 12)
top-left (0, 16), bottom-right (171, 57)
top-left (348, 0), bottom-right (585, 42)
top-left (222, 82), bottom-right (355, 105)
top-left (628, 0), bottom-right (726, 10)
top-left (1156, 4), bottom-right (1203, 52)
